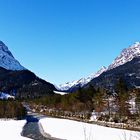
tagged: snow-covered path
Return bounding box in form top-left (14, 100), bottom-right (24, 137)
top-left (40, 118), bottom-right (140, 140)
top-left (0, 120), bottom-right (31, 140)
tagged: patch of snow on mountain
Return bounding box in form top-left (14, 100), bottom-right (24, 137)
top-left (108, 42), bottom-right (140, 70)
top-left (58, 80), bottom-right (81, 91)
top-left (0, 41), bottom-right (25, 70)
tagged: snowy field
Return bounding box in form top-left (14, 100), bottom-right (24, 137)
top-left (0, 120), bottom-right (31, 140)
top-left (40, 118), bottom-right (140, 140)
top-left (54, 90), bottom-right (68, 95)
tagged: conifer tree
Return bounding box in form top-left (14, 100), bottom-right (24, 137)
top-left (115, 78), bottom-right (130, 121)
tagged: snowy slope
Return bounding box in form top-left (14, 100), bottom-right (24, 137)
top-left (0, 120), bottom-right (32, 140)
top-left (40, 118), bottom-right (140, 140)
top-left (0, 41), bottom-right (25, 70)
top-left (108, 42), bottom-right (140, 70)
top-left (58, 66), bottom-right (107, 91)
top-left (86, 66), bottom-right (107, 82)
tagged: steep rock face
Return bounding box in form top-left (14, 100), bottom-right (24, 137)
top-left (0, 41), bottom-right (25, 70)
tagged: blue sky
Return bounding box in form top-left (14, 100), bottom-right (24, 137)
top-left (0, 0), bottom-right (140, 85)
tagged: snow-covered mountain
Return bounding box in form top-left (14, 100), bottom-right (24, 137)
top-left (86, 66), bottom-right (107, 82)
top-left (58, 42), bottom-right (140, 91)
top-left (58, 66), bottom-right (107, 91)
top-left (108, 42), bottom-right (140, 70)
top-left (0, 41), bottom-right (56, 98)
top-left (0, 41), bottom-right (25, 70)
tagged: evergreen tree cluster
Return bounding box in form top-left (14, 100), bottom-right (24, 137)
top-left (0, 100), bottom-right (26, 119)
top-left (28, 78), bottom-right (140, 124)
top-left (31, 85), bottom-right (105, 114)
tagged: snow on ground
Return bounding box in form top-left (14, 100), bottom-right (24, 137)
top-left (40, 118), bottom-right (140, 140)
top-left (54, 90), bottom-right (68, 95)
top-left (0, 120), bottom-right (31, 140)
top-left (0, 92), bottom-right (15, 100)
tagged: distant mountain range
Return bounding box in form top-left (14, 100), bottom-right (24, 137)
top-left (58, 66), bottom-right (107, 91)
top-left (0, 41), bottom-right (56, 98)
top-left (58, 42), bottom-right (140, 92)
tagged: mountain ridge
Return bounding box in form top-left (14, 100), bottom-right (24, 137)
top-left (58, 66), bottom-right (107, 91)
top-left (58, 42), bottom-right (140, 92)
top-left (108, 42), bottom-right (140, 70)
top-left (0, 41), bottom-right (26, 70)
top-left (0, 41), bottom-right (56, 98)
top-left (86, 56), bottom-right (140, 91)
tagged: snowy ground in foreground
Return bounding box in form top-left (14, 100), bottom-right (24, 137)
top-left (40, 118), bottom-right (140, 140)
top-left (0, 120), bottom-right (31, 140)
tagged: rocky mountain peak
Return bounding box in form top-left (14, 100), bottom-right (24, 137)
top-left (108, 42), bottom-right (140, 70)
top-left (0, 41), bottom-right (25, 70)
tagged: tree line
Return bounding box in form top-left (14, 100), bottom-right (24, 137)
top-left (0, 100), bottom-right (26, 119)
top-left (29, 78), bottom-right (140, 124)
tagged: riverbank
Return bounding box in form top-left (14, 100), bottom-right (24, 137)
top-left (0, 119), bottom-right (31, 140)
top-left (21, 111), bottom-right (64, 140)
top-left (37, 112), bottom-right (140, 132)
top-left (40, 117), bottom-right (140, 140)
